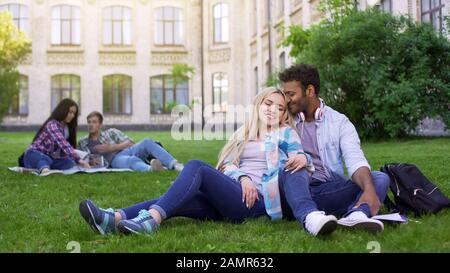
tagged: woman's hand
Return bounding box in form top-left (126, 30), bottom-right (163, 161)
top-left (240, 176), bottom-right (259, 209)
top-left (284, 153), bottom-right (307, 174)
top-left (78, 159), bottom-right (91, 169)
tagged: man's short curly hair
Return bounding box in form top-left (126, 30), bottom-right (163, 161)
top-left (278, 64), bottom-right (320, 95)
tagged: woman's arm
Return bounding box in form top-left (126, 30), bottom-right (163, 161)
top-left (220, 156), bottom-right (248, 182)
top-left (282, 127), bottom-right (315, 172)
top-left (46, 121), bottom-right (81, 163)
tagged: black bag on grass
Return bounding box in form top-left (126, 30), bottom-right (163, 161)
top-left (380, 163), bottom-right (450, 216)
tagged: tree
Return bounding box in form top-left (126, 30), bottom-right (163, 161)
top-left (0, 12), bottom-right (31, 121)
top-left (166, 63), bottom-right (195, 112)
top-left (282, 5), bottom-right (450, 138)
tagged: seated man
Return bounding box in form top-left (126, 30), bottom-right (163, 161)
top-left (279, 64), bottom-right (391, 234)
top-left (78, 111), bottom-right (183, 172)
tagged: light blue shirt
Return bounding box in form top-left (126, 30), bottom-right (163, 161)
top-left (294, 99), bottom-right (370, 179)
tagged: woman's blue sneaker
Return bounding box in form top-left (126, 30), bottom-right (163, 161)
top-left (117, 209), bottom-right (159, 235)
top-left (79, 199), bottom-right (116, 235)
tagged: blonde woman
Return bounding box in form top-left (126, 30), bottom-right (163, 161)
top-left (79, 87), bottom-right (338, 237)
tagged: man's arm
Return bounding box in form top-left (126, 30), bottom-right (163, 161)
top-left (339, 118), bottom-right (380, 216)
top-left (94, 129), bottom-right (134, 153)
top-left (94, 140), bottom-right (133, 153)
top-left (351, 166), bottom-right (380, 216)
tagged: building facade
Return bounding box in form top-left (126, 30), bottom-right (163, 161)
top-left (1, 0), bottom-right (448, 128)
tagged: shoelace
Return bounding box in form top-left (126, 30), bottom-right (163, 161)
top-left (133, 210), bottom-right (151, 223)
top-left (101, 208), bottom-right (114, 214)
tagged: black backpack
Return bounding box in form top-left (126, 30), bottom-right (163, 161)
top-left (380, 163), bottom-right (450, 216)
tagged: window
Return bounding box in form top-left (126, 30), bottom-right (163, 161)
top-left (213, 3), bottom-right (229, 43)
top-left (103, 6), bottom-right (132, 45)
top-left (51, 75), bottom-right (81, 111)
top-left (212, 73), bottom-right (228, 112)
top-left (421, 0), bottom-right (444, 32)
top-left (155, 7), bottom-right (184, 45)
top-left (381, 0), bottom-right (392, 13)
top-left (0, 4), bottom-right (29, 34)
top-left (279, 52), bottom-right (286, 70)
top-left (51, 5), bottom-right (80, 45)
top-left (150, 75), bottom-right (189, 114)
top-left (8, 75), bottom-right (28, 115)
top-left (103, 75), bottom-right (132, 114)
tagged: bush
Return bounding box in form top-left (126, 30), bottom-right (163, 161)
top-left (283, 8), bottom-right (450, 138)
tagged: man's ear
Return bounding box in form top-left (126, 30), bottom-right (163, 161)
top-left (305, 84), bottom-right (316, 98)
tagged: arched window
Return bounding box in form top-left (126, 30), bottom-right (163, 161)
top-left (8, 75), bottom-right (28, 115)
top-left (150, 75), bottom-right (188, 114)
top-left (212, 73), bottom-right (228, 112)
top-left (103, 74), bottom-right (132, 114)
top-left (51, 74), bottom-right (81, 111)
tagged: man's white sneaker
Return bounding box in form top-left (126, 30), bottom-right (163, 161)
top-left (337, 211), bottom-right (384, 233)
top-left (304, 211), bottom-right (338, 236)
top-left (173, 162), bottom-right (184, 172)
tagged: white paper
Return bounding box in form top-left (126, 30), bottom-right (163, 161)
top-left (372, 213), bottom-right (407, 223)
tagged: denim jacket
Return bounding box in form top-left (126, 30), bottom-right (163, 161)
top-left (294, 99), bottom-right (370, 179)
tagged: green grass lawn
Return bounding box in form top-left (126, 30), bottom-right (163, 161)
top-left (0, 132), bottom-right (449, 253)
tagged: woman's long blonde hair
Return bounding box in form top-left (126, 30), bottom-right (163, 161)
top-left (216, 87), bottom-right (293, 168)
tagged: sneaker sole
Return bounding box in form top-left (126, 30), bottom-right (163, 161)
top-left (118, 225), bottom-right (140, 235)
top-left (79, 201), bottom-right (106, 235)
top-left (338, 220), bottom-right (384, 233)
top-left (317, 219), bottom-right (338, 236)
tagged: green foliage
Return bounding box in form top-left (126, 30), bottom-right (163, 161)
top-left (170, 63), bottom-right (195, 87)
top-left (263, 70), bottom-right (282, 89)
top-left (283, 8), bottom-right (450, 138)
top-left (0, 12), bottom-right (31, 122)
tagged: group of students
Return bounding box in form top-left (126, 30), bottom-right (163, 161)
top-left (22, 101), bottom-right (184, 176)
top-left (23, 64), bottom-right (391, 237)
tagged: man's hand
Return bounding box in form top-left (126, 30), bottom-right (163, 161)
top-left (352, 167), bottom-right (381, 216)
top-left (355, 189), bottom-right (381, 216)
top-left (284, 153), bottom-right (307, 174)
top-left (240, 176), bottom-right (259, 209)
top-left (78, 159), bottom-right (91, 169)
top-left (94, 144), bottom-right (114, 153)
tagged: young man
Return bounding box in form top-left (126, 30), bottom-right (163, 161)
top-left (78, 111), bottom-right (184, 172)
top-left (279, 64), bottom-right (390, 235)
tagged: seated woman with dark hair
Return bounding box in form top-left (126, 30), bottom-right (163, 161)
top-left (23, 98), bottom-right (90, 176)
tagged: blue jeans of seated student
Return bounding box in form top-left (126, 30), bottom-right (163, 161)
top-left (117, 160), bottom-right (267, 222)
top-left (23, 149), bottom-right (76, 172)
top-left (117, 161), bottom-right (390, 228)
top-left (279, 170), bottom-right (391, 224)
top-left (111, 138), bottom-right (177, 172)
top-left (117, 160), bottom-right (338, 225)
